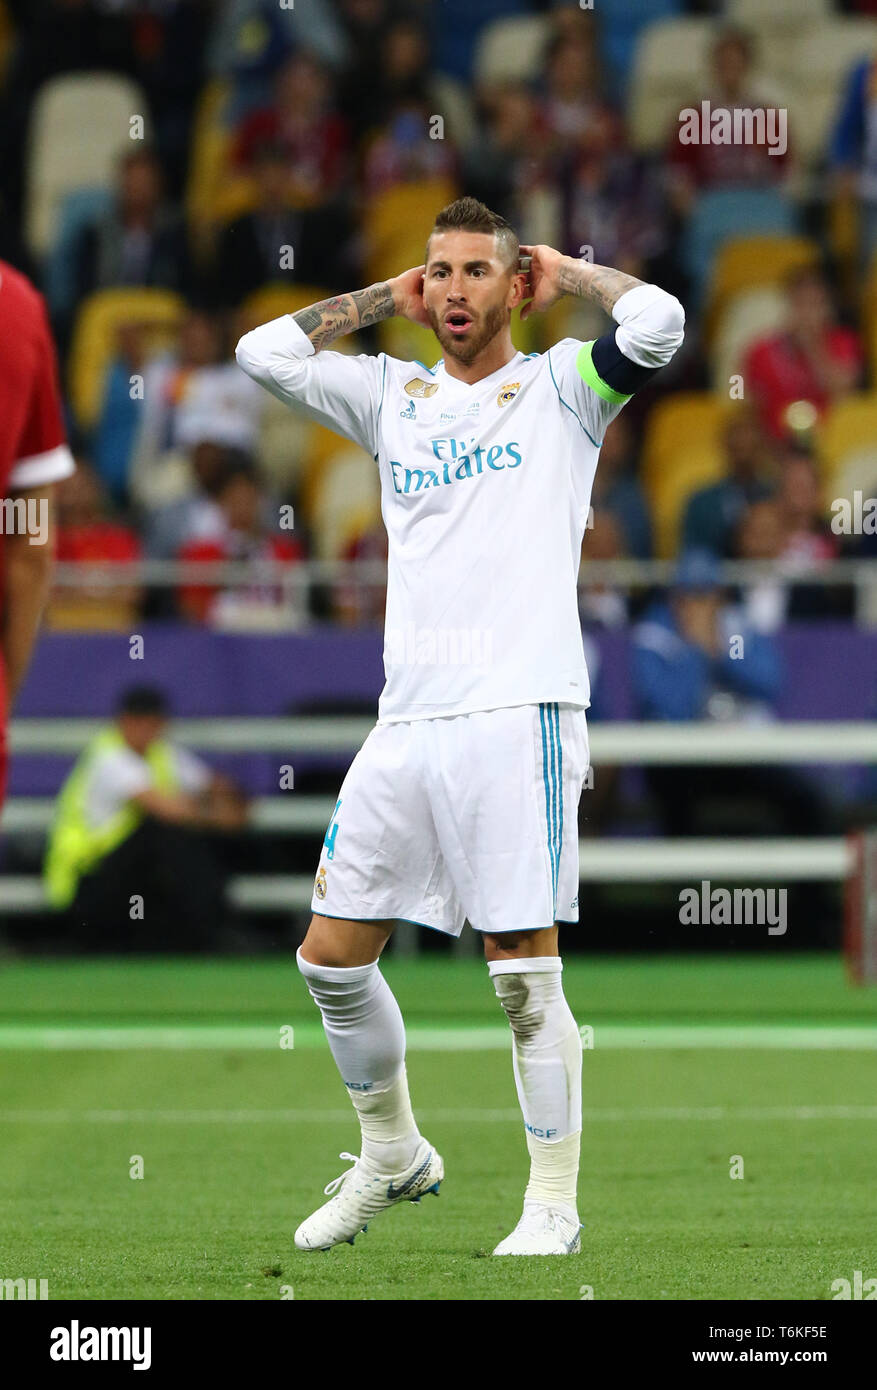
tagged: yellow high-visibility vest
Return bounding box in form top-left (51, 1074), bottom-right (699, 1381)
top-left (44, 727), bottom-right (179, 908)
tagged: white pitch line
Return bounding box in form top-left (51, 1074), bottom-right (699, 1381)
top-left (0, 1023), bottom-right (876, 1050)
top-left (1, 1105), bottom-right (877, 1124)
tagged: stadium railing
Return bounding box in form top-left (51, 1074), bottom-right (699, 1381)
top-left (2, 719), bottom-right (872, 910)
top-left (46, 558), bottom-right (877, 625)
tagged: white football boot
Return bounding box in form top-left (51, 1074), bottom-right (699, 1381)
top-left (493, 1200), bottom-right (582, 1255)
top-left (294, 1139), bottom-right (444, 1251)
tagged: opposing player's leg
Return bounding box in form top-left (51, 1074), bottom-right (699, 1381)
top-left (484, 924), bottom-right (583, 1256)
top-left (293, 721), bottom-right (454, 1251)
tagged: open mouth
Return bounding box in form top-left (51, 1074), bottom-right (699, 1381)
top-left (444, 311), bottom-right (473, 336)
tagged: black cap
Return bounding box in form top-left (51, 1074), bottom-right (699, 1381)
top-left (117, 686), bottom-right (169, 718)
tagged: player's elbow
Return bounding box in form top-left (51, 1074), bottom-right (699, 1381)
top-left (649, 288), bottom-right (686, 343)
top-left (234, 332), bottom-right (261, 379)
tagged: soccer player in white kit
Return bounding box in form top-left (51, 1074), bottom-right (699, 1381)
top-left (236, 198), bottom-right (684, 1255)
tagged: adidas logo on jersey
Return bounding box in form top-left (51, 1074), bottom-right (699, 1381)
top-left (399, 399), bottom-right (417, 420)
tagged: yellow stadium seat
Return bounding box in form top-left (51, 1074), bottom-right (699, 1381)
top-left (377, 318), bottom-right (442, 363)
top-left (239, 284), bottom-right (333, 333)
top-left (706, 235), bottom-right (820, 344)
top-left (69, 288), bottom-right (185, 432)
top-left (650, 444), bottom-right (726, 559)
top-left (817, 394), bottom-right (877, 483)
top-left (363, 178), bottom-right (457, 287)
top-left (186, 78), bottom-right (234, 241)
top-left (538, 295), bottom-right (608, 356)
top-left (309, 445), bottom-right (381, 560)
top-left (47, 596), bottom-right (140, 632)
top-left (862, 256), bottom-right (877, 383)
top-left (642, 393), bottom-right (729, 493)
top-left (832, 447), bottom-right (877, 511)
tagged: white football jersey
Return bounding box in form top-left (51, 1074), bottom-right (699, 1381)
top-left (236, 284), bottom-right (683, 723)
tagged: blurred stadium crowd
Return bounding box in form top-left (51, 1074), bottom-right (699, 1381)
top-left (0, 0), bottom-right (876, 641)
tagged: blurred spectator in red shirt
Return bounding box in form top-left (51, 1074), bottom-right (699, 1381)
top-left (666, 26), bottom-right (791, 217)
top-left (743, 266), bottom-right (863, 441)
top-left (233, 52), bottom-right (350, 207)
top-left (177, 463), bottom-right (305, 626)
top-left (56, 462), bottom-right (140, 567)
top-left (50, 462), bottom-right (142, 629)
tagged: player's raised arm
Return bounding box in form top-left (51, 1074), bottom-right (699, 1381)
top-left (288, 266), bottom-right (431, 351)
top-left (235, 268), bottom-right (430, 455)
top-left (520, 244), bottom-right (685, 438)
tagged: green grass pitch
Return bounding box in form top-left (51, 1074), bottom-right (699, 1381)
top-left (0, 953), bottom-right (875, 1301)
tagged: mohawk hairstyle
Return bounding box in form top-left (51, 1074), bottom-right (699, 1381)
top-left (428, 196), bottom-right (520, 270)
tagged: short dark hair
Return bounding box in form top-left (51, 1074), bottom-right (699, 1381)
top-left (117, 686), bottom-right (169, 718)
top-left (428, 197), bottom-right (519, 270)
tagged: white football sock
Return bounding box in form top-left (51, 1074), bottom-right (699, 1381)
top-left (489, 956), bottom-right (582, 1213)
top-left (296, 948), bottom-right (421, 1173)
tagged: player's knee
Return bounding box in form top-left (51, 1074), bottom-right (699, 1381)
top-left (298, 920), bottom-right (347, 969)
top-left (491, 971), bottom-right (546, 1040)
top-left (298, 915), bottom-right (391, 969)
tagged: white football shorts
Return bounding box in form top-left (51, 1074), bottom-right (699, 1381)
top-left (310, 702), bottom-right (590, 937)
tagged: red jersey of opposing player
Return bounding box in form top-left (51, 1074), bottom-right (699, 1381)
top-left (0, 260), bottom-right (75, 801)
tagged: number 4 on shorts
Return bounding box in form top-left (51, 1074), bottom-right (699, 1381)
top-left (323, 798), bottom-right (342, 861)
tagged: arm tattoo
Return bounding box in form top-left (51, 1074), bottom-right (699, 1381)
top-left (291, 282), bottom-right (395, 351)
top-left (557, 260), bottom-right (644, 316)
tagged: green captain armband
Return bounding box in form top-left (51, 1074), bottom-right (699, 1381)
top-left (575, 341), bottom-right (633, 405)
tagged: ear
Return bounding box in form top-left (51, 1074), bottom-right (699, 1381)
top-left (507, 269), bottom-right (528, 309)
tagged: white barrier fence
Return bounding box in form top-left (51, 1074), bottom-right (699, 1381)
top-left (1, 720), bottom-right (870, 933)
top-left (0, 839), bottom-right (854, 915)
top-left (8, 718), bottom-right (877, 763)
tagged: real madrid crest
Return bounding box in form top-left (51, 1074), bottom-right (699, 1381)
top-left (314, 866), bottom-right (327, 900)
top-left (404, 377), bottom-right (439, 398)
top-left (497, 382), bottom-right (520, 407)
